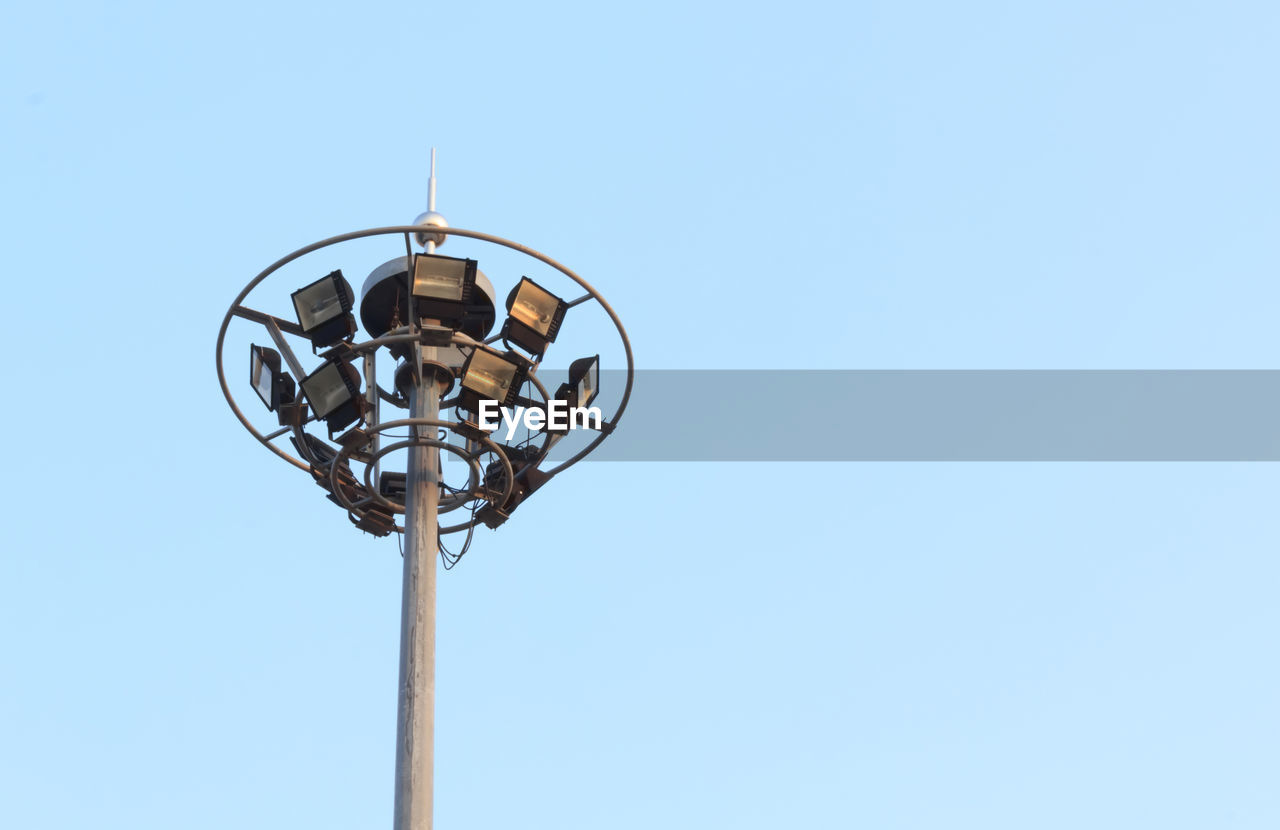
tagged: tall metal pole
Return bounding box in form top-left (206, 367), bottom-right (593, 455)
top-left (394, 150), bottom-right (441, 830)
top-left (394, 353), bottom-right (439, 830)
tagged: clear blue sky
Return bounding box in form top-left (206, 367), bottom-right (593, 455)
top-left (4, 1), bottom-right (1280, 828)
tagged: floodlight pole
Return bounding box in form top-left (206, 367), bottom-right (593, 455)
top-left (219, 148), bottom-right (635, 830)
top-left (393, 152), bottom-right (441, 830)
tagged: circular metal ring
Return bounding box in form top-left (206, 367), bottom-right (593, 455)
top-left (326, 418), bottom-right (516, 536)
top-left (355, 431), bottom-right (487, 516)
top-left (359, 439), bottom-right (484, 516)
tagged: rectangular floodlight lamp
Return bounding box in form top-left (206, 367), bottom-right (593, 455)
top-left (567, 354), bottom-right (599, 409)
top-left (300, 359), bottom-right (365, 432)
top-left (547, 354), bottom-right (600, 435)
top-left (459, 349), bottom-right (529, 412)
top-left (250, 344), bottom-right (296, 412)
top-left (413, 253), bottom-right (478, 324)
top-left (379, 471), bottom-right (408, 501)
top-left (477, 453), bottom-right (551, 528)
top-left (352, 505), bottom-right (396, 537)
top-left (412, 253), bottom-right (477, 304)
top-left (501, 277), bottom-right (566, 357)
top-left (292, 270), bottom-right (357, 347)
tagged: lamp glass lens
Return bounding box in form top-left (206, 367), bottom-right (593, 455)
top-left (294, 279), bottom-right (345, 330)
top-left (463, 351), bottom-right (518, 401)
top-left (510, 281), bottom-right (559, 336)
top-left (252, 352), bottom-right (274, 406)
top-left (413, 256), bottom-right (467, 301)
top-left (302, 363), bottom-right (352, 418)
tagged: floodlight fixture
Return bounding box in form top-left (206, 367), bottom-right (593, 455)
top-left (543, 354), bottom-right (601, 435)
top-left (292, 270), bottom-right (357, 348)
top-left (458, 348), bottom-right (529, 412)
top-left (501, 277), bottom-right (566, 357)
top-left (412, 252), bottom-right (478, 323)
top-left (322, 460), bottom-right (362, 506)
top-left (352, 504), bottom-right (397, 537)
top-left (291, 432), bottom-right (336, 466)
top-left (249, 344), bottom-right (296, 412)
top-left (379, 471), bottom-right (408, 502)
top-left (476, 447), bottom-right (551, 528)
top-left (300, 359), bottom-right (365, 433)
top-left (558, 354), bottom-right (600, 410)
top-left (378, 470), bottom-right (451, 507)
top-left (360, 256), bottom-right (499, 346)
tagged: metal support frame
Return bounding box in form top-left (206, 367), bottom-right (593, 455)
top-left (217, 224), bottom-right (632, 482)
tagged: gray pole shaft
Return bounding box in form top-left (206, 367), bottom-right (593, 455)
top-left (393, 344), bottom-right (439, 830)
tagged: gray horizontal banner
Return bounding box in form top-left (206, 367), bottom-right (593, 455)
top-left (546, 370), bottom-right (1280, 461)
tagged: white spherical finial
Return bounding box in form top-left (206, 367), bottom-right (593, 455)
top-left (414, 210), bottom-right (448, 249)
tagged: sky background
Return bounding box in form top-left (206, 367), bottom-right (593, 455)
top-left (3, 1), bottom-right (1280, 828)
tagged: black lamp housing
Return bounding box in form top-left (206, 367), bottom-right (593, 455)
top-left (544, 354), bottom-right (600, 435)
top-left (412, 253), bottom-right (478, 325)
top-left (292, 270), bottom-right (358, 348)
top-left (291, 432), bottom-right (337, 466)
top-left (476, 446), bottom-right (551, 528)
top-left (300, 359), bottom-right (365, 434)
top-left (249, 344), bottom-right (296, 412)
top-left (378, 471), bottom-right (408, 503)
top-left (557, 354), bottom-right (600, 410)
top-left (501, 277), bottom-right (566, 357)
top-left (457, 348), bottom-right (529, 413)
top-left (351, 504), bottom-right (396, 537)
